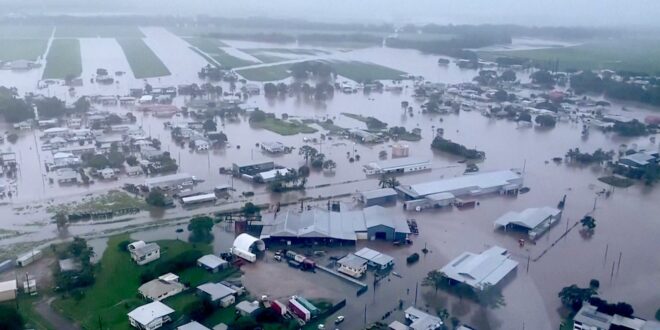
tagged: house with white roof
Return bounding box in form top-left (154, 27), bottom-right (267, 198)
top-left (127, 301), bottom-right (174, 330)
top-left (354, 247), bottom-right (394, 270)
top-left (128, 241), bottom-right (161, 265)
top-left (440, 246), bottom-right (518, 290)
top-left (197, 282), bottom-right (236, 307)
top-left (178, 321), bottom-right (211, 330)
top-left (0, 280), bottom-right (17, 302)
top-left (404, 307), bottom-right (443, 330)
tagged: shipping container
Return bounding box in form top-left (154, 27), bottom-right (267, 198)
top-left (271, 300), bottom-right (287, 316)
top-left (288, 298), bottom-right (311, 322)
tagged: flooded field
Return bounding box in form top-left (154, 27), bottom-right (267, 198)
top-left (1, 28), bottom-right (659, 330)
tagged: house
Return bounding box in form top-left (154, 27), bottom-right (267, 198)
top-left (139, 95), bottom-right (154, 104)
top-left (145, 173), bottom-right (194, 190)
top-left (260, 142), bottom-right (286, 153)
top-left (337, 254), bottom-right (367, 278)
top-left (363, 158), bottom-right (431, 176)
top-left (349, 128), bottom-right (380, 143)
top-left (359, 188), bottom-right (398, 206)
top-left (126, 166), bottom-right (143, 176)
top-left (255, 168), bottom-right (291, 183)
top-left (197, 282), bottom-right (236, 307)
top-left (128, 241), bottom-right (161, 265)
top-left (573, 303), bottom-right (655, 330)
top-left (197, 255), bottom-right (228, 273)
top-left (404, 307), bottom-right (443, 330)
top-left (0, 280), bottom-right (17, 302)
top-left (178, 321), bottom-right (211, 330)
top-left (440, 246), bottom-right (518, 290)
top-left (618, 151), bottom-right (659, 170)
top-left (58, 258), bottom-right (82, 272)
top-left (232, 160), bottom-right (275, 176)
top-left (127, 301), bottom-right (174, 330)
top-left (236, 300), bottom-right (261, 316)
top-left (138, 273), bottom-right (185, 301)
top-left (100, 168), bottom-right (116, 180)
top-left (354, 247), bottom-right (394, 270)
top-left (56, 169), bottom-right (79, 184)
top-left (494, 207), bottom-right (562, 240)
top-left (403, 192), bottom-right (455, 211)
top-left (389, 321), bottom-right (410, 330)
top-left (194, 139), bottom-right (210, 151)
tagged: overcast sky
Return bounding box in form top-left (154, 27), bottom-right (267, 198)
top-left (3, 0), bottom-right (660, 28)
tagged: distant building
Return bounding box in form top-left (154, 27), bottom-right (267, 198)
top-left (363, 158), bottom-right (431, 176)
top-left (440, 246), bottom-right (518, 290)
top-left (573, 303), bottom-right (656, 330)
top-left (359, 188), bottom-right (398, 206)
top-left (348, 128), bottom-right (380, 143)
top-left (128, 241), bottom-right (161, 266)
top-left (404, 307), bottom-right (443, 330)
top-left (145, 173), bottom-right (194, 190)
top-left (138, 273), bottom-right (185, 301)
top-left (231, 234), bottom-right (265, 263)
top-left (100, 168), bottom-right (116, 180)
top-left (255, 168), bottom-right (291, 183)
top-left (397, 170), bottom-right (523, 200)
top-left (236, 300), bottom-right (261, 316)
top-left (260, 205), bottom-right (410, 243)
top-left (127, 301), bottom-right (174, 330)
top-left (260, 141), bottom-right (287, 153)
top-left (494, 207), bottom-right (562, 240)
top-left (618, 151), bottom-right (659, 170)
top-left (232, 159), bottom-right (275, 176)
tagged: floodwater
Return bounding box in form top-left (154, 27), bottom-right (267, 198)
top-left (0, 29), bottom-right (659, 329)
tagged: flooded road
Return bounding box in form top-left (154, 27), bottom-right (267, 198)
top-left (0, 31), bottom-right (659, 329)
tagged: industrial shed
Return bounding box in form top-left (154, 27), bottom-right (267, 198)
top-left (359, 188), bottom-right (398, 206)
top-left (494, 207), bottom-right (562, 240)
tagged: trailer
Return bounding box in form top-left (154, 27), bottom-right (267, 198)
top-left (294, 296), bottom-right (319, 316)
top-left (232, 248), bottom-right (257, 263)
top-left (271, 300), bottom-right (288, 316)
top-left (181, 193), bottom-right (217, 205)
top-left (288, 298), bottom-right (311, 322)
top-left (16, 250), bottom-right (43, 267)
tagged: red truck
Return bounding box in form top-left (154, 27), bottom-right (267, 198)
top-left (271, 300), bottom-right (287, 316)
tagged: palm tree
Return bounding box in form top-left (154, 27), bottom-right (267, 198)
top-left (580, 216), bottom-right (596, 230)
top-left (299, 146), bottom-right (318, 164)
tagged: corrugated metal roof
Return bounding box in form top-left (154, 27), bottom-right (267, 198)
top-left (440, 246), bottom-right (518, 289)
top-left (494, 207), bottom-right (561, 230)
top-left (407, 170), bottom-right (522, 197)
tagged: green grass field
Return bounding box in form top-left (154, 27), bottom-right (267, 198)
top-left (236, 63), bottom-right (292, 81)
top-left (117, 38), bottom-right (171, 78)
top-left (42, 39), bottom-right (82, 79)
top-left (0, 295), bottom-right (56, 330)
top-left (55, 25), bottom-right (144, 38)
top-left (0, 25), bottom-right (53, 38)
top-left (185, 37), bottom-right (256, 68)
top-left (52, 234), bottom-right (214, 330)
top-left (0, 38), bottom-right (48, 61)
top-left (331, 60), bottom-right (406, 81)
top-left (251, 117), bottom-right (318, 135)
top-left (480, 37), bottom-right (660, 74)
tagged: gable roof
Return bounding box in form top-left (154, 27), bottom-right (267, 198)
top-left (440, 246), bottom-right (518, 289)
top-left (127, 301), bottom-right (174, 325)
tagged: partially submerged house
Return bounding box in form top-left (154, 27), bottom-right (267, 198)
top-left (354, 247), bottom-right (394, 270)
top-left (128, 241), bottom-right (161, 266)
top-left (197, 254), bottom-right (228, 273)
top-left (440, 246), bottom-right (518, 290)
top-left (337, 254), bottom-right (368, 278)
top-left (494, 207), bottom-right (562, 240)
top-left (404, 307), bottom-right (443, 330)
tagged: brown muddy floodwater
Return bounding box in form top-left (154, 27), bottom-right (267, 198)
top-left (0, 28), bottom-right (659, 330)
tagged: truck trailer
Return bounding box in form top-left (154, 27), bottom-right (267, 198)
top-left (288, 298), bottom-right (311, 322)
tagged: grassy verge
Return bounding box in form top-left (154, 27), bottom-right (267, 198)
top-left (51, 234), bottom-right (213, 330)
top-left (185, 37), bottom-right (256, 68)
top-left (251, 117), bottom-right (318, 135)
top-left (0, 295), bottom-right (56, 330)
top-left (480, 38), bottom-right (660, 74)
top-left (55, 25), bottom-right (144, 38)
top-left (117, 38), bottom-right (171, 78)
top-left (0, 39), bottom-right (48, 61)
top-left (598, 175), bottom-right (635, 188)
top-left (240, 48), bottom-right (328, 63)
top-left (189, 47), bottom-right (220, 67)
top-left (236, 64), bottom-right (292, 81)
top-left (314, 120), bottom-right (347, 133)
top-left (331, 61), bottom-right (406, 82)
top-left (42, 39), bottom-right (82, 79)
top-left (47, 190), bottom-right (146, 214)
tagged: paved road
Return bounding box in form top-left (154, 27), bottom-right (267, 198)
top-left (34, 297), bottom-right (79, 330)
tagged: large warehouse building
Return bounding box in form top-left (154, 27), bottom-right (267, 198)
top-left (396, 170), bottom-right (523, 200)
top-left (259, 205), bottom-right (410, 243)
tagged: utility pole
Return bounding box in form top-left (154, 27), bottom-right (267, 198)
top-left (603, 244), bottom-right (609, 267)
top-left (414, 281), bottom-right (419, 307)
